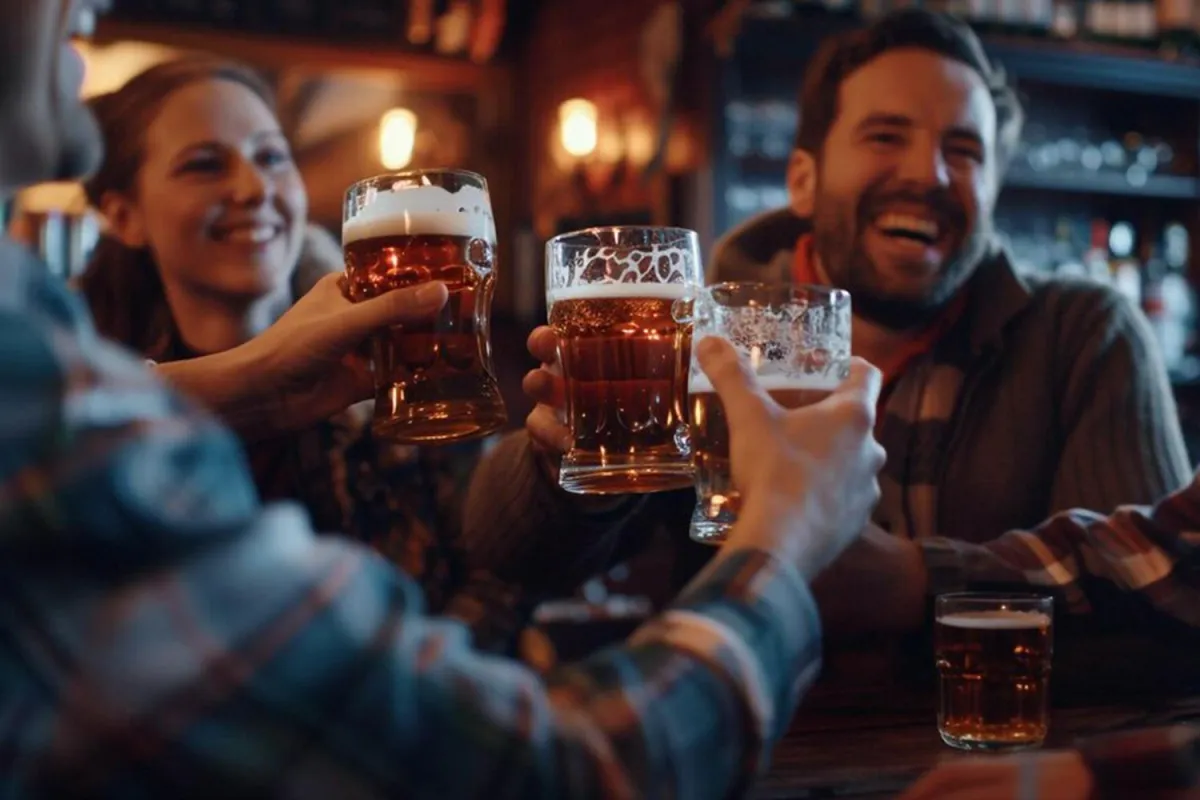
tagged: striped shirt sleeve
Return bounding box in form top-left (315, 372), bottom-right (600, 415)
top-left (920, 472), bottom-right (1200, 626)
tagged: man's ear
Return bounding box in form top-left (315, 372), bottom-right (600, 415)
top-left (786, 148), bottom-right (816, 218)
top-left (99, 191), bottom-right (149, 249)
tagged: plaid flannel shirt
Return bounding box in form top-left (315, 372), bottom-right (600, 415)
top-left (0, 240), bottom-right (822, 798)
top-left (920, 470), bottom-right (1200, 623)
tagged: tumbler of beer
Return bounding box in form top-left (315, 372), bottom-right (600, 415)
top-left (935, 593), bottom-right (1054, 751)
top-left (546, 227), bottom-right (702, 494)
top-left (343, 169), bottom-right (507, 444)
top-left (688, 282), bottom-right (851, 545)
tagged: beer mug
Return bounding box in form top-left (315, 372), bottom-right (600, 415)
top-left (343, 169), bottom-right (508, 444)
top-left (546, 227), bottom-right (702, 494)
top-left (935, 593), bottom-right (1054, 751)
top-left (688, 282), bottom-right (851, 545)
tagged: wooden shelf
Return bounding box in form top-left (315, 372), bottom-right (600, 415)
top-left (93, 19), bottom-right (502, 93)
top-left (734, 12), bottom-right (1200, 100)
top-left (1003, 167), bottom-right (1200, 199)
top-left (985, 36), bottom-right (1200, 100)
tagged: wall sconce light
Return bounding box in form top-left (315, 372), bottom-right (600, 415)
top-left (380, 108), bottom-right (418, 170)
top-left (558, 98), bottom-right (598, 159)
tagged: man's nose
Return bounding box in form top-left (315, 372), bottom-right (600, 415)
top-left (896, 138), bottom-right (950, 188)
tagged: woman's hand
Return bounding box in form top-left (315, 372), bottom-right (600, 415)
top-left (157, 274), bottom-right (447, 439)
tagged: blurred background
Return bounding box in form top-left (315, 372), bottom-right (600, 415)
top-left (8, 0), bottom-right (1200, 457)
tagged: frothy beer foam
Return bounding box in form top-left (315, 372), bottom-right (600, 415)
top-left (547, 283), bottom-right (694, 304)
top-left (343, 183), bottom-right (495, 244)
top-left (688, 372), bottom-right (841, 394)
top-left (938, 610), bottom-right (1051, 630)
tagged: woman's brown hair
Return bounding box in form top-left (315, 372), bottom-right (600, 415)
top-left (77, 58), bottom-right (279, 360)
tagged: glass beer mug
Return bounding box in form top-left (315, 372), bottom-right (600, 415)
top-left (545, 226), bottom-right (703, 495)
top-left (342, 168), bottom-right (507, 444)
top-left (687, 282), bottom-right (851, 544)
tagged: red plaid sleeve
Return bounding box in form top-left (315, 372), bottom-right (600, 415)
top-left (920, 471), bottom-right (1200, 624)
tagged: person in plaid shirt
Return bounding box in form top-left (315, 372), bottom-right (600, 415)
top-left (1, 2), bottom-right (895, 796)
top-left (0, 3), bottom-right (1197, 798)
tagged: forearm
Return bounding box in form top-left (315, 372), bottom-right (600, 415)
top-left (440, 548), bottom-right (821, 798)
top-left (461, 431), bottom-right (647, 594)
top-left (429, 549), bottom-right (820, 799)
top-left (17, 503), bottom-right (819, 799)
top-left (153, 344), bottom-right (278, 442)
top-left (1078, 726), bottom-right (1200, 797)
top-left (919, 490), bottom-right (1200, 627)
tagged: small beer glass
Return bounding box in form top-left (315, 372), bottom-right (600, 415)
top-left (935, 593), bottom-right (1055, 751)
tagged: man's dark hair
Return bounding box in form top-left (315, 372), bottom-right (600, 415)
top-left (795, 9), bottom-right (1024, 171)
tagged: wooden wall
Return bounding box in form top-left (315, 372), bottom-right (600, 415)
top-left (517, 0), bottom-right (710, 240)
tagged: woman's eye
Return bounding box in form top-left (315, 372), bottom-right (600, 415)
top-left (258, 148), bottom-right (293, 168)
top-left (180, 156), bottom-right (224, 174)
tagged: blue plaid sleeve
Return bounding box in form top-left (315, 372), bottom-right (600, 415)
top-left (0, 249), bottom-right (823, 799)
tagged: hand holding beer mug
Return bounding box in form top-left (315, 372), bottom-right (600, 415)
top-left (936, 593), bottom-right (1054, 751)
top-left (342, 169), bottom-right (507, 444)
top-left (546, 227), bottom-right (702, 494)
top-left (687, 283), bottom-right (851, 545)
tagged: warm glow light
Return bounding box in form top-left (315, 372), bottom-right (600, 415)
top-left (625, 118), bottom-right (656, 168)
top-left (380, 108), bottom-right (418, 170)
top-left (559, 98), bottom-right (598, 158)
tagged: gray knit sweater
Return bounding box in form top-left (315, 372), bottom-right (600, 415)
top-left (462, 209), bottom-right (1191, 594)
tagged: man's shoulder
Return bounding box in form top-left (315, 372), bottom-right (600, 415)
top-left (990, 270), bottom-right (1162, 381)
top-left (0, 238), bottom-right (91, 329)
top-left (711, 209), bottom-right (811, 283)
top-left (1017, 272), bottom-right (1146, 338)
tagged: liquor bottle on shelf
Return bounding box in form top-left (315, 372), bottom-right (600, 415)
top-left (819, 0), bottom-right (857, 14)
top-left (1158, 0), bottom-right (1200, 58)
top-left (1109, 220), bottom-right (1143, 306)
top-left (1125, 0), bottom-right (1159, 42)
top-left (1050, 0), bottom-right (1081, 38)
top-left (996, 0), bottom-right (1022, 29)
top-left (858, 0), bottom-right (890, 21)
top-left (1026, 0), bottom-right (1055, 33)
top-left (1145, 222), bottom-right (1195, 373)
top-left (995, 0), bottom-right (1053, 33)
top-left (957, 0), bottom-right (1000, 32)
top-left (1086, 0), bottom-right (1122, 40)
top-left (1085, 219), bottom-right (1114, 285)
top-left (1052, 217), bottom-right (1087, 279)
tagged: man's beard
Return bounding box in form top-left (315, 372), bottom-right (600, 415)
top-left (811, 182), bottom-right (991, 331)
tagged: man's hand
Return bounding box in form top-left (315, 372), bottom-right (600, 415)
top-left (522, 326), bottom-right (571, 475)
top-left (521, 325), bottom-right (631, 511)
top-left (811, 524), bottom-right (928, 639)
top-left (695, 337), bottom-right (886, 580)
top-left (159, 275), bottom-right (448, 439)
top-left (899, 751), bottom-right (1094, 800)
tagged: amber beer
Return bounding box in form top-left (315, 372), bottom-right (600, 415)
top-left (689, 376), bottom-right (834, 544)
top-left (935, 598), bottom-right (1054, 750)
top-left (549, 284), bottom-right (694, 494)
top-left (343, 171), bottom-right (507, 443)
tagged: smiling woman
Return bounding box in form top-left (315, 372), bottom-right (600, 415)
top-left (78, 59), bottom-right (303, 356)
top-left (72, 57), bottom-right (488, 615)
